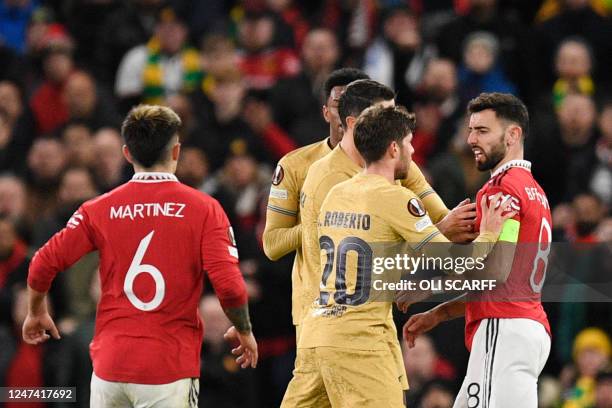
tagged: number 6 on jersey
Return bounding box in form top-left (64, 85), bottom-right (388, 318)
top-left (123, 231), bottom-right (165, 311)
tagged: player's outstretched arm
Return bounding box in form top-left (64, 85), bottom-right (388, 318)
top-left (396, 193), bottom-right (515, 311)
top-left (436, 198), bottom-right (479, 243)
top-left (22, 286), bottom-right (60, 345)
top-left (403, 295), bottom-right (466, 348)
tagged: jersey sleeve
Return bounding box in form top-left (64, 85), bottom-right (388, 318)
top-left (201, 199), bottom-right (248, 309)
top-left (400, 162), bottom-right (449, 223)
top-left (28, 205), bottom-right (96, 293)
top-left (263, 160), bottom-right (302, 260)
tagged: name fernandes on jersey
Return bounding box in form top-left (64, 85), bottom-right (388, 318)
top-left (110, 202), bottom-right (186, 220)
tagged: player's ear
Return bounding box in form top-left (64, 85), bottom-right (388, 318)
top-left (322, 105), bottom-right (330, 123)
top-left (346, 115), bottom-right (357, 129)
top-left (172, 142), bottom-right (181, 161)
top-left (389, 140), bottom-right (398, 158)
top-left (122, 145), bottom-right (133, 164)
top-left (506, 125), bottom-right (521, 146)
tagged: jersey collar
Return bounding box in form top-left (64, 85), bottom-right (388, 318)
top-left (131, 172), bottom-right (179, 183)
top-left (490, 160), bottom-right (531, 179)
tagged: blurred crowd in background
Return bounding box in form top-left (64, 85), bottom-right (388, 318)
top-left (0, 0), bottom-right (611, 407)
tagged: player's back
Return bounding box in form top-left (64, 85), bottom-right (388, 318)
top-left (299, 173), bottom-right (427, 351)
top-left (468, 162), bottom-right (552, 349)
top-left (81, 174), bottom-right (236, 383)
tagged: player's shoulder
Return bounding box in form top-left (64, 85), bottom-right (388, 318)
top-left (279, 139), bottom-right (329, 166)
top-left (302, 151), bottom-right (337, 190)
top-left (486, 168), bottom-right (530, 197)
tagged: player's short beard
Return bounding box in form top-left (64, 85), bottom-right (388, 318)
top-left (394, 151), bottom-right (409, 180)
top-left (477, 134), bottom-right (506, 171)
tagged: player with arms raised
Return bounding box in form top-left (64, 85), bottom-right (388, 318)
top-left (404, 93), bottom-right (552, 407)
top-left (22, 105), bottom-right (258, 407)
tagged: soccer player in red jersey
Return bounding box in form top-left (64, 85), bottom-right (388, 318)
top-left (404, 93), bottom-right (552, 407)
top-left (22, 105), bottom-right (258, 407)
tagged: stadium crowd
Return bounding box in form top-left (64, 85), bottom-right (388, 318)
top-left (0, 0), bottom-right (610, 407)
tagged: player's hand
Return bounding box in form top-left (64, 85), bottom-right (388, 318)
top-left (478, 193), bottom-right (517, 237)
top-left (436, 199), bottom-right (478, 243)
top-left (403, 310), bottom-right (441, 348)
top-left (22, 312), bottom-right (60, 345)
top-left (224, 326), bottom-right (258, 369)
top-left (395, 288), bottom-right (432, 313)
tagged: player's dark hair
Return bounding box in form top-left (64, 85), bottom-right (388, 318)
top-left (467, 92), bottom-right (529, 139)
top-left (338, 79), bottom-right (395, 128)
top-left (354, 105), bottom-right (416, 165)
top-left (121, 105), bottom-right (181, 168)
top-left (322, 68), bottom-right (369, 103)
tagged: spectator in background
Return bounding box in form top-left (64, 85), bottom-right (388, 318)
top-left (457, 31), bottom-right (517, 106)
top-left (551, 37), bottom-right (595, 110)
top-left (0, 174), bottom-right (26, 222)
top-left (114, 5), bottom-right (202, 107)
top-left (0, 81), bottom-right (34, 175)
top-left (205, 152), bottom-right (270, 261)
top-left (197, 69), bottom-right (277, 170)
top-left (198, 295), bottom-right (256, 408)
top-left (536, 0), bottom-right (612, 90)
top-left (435, 0), bottom-right (536, 103)
top-left (363, 6), bottom-right (436, 108)
top-left (552, 193), bottom-right (609, 370)
top-left (571, 193), bottom-right (607, 243)
top-left (32, 166), bottom-right (98, 248)
top-left (29, 27), bottom-right (74, 135)
top-left (264, 0), bottom-right (310, 50)
top-left (63, 71), bottom-right (120, 131)
top-left (165, 92), bottom-right (207, 148)
top-left (237, 10), bottom-right (300, 90)
top-left (198, 34), bottom-right (239, 104)
top-left (0, 0), bottom-right (38, 54)
top-left (530, 94), bottom-right (599, 206)
top-left (560, 327), bottom-right (611, 408)
top-left (418, 380), bottom-right (455, 408)
top-left (94, 0), bottom-right (161, 85)
top-left (60, 121), bottom-right (95, 168)
top-left (175, 146), bottom-right (210, 190)
top-left (590, 101), bottom-right (612, 205)
top-left (243, 92), bottom-right (297, 158)
top-left (414, 59), bottom-right (462, 156)
top-left (25, 137), bottom-right (66, 223)
top-left (91, 127), bottom-right (128, 192)
top-left (270, 28), bottom-right (339, 146)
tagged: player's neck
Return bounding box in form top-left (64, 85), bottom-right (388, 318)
top-left (364, 162), bottom-right (395, 184)
top-left (340, 132), bottom-right (365, 167)
top-left (490, 150), bottom-right (524, 176)
top-left (133, 163), bottom-right (176, 175)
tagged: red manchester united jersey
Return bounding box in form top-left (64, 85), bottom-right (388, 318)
top-left (28, 173), bottom-right (247, 384)
top-left (467, 160), bottom-right (551, 350)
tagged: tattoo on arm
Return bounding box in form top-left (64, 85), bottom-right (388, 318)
top-left (224, 304), bottom-right (253, 333)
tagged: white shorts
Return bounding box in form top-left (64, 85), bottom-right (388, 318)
top-left (453, 318), bottom-right (550, 408)
top-left (90, 373), bottom-right (199, 408)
